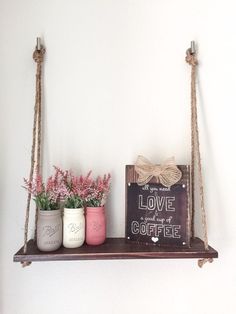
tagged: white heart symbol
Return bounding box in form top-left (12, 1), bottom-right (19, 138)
top-left (151, 237), bottom-right (159, 243)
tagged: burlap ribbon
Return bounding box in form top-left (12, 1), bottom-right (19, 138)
top-left (134, 155), bottom-right (182, 187)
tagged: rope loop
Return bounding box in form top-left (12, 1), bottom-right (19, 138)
top-left (33, 48), bottom-right (45, 64)
top-left (198, 258), bottom-right (213, 268)
top-left (185, 49), bottom-right (198, 66)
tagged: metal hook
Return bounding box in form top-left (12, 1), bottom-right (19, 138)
top-left (186, 41), bottom-right (196, 56)
top-left (190, 41), bottom-right (196, 54)
top-left (36, 37), bottom-right (41, 51)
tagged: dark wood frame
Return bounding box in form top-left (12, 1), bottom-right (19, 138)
top-left (125, 165), bottom-right (191, 246)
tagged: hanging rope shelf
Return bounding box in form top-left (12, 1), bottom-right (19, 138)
top-left (13, 39), bottom-right (218, 267)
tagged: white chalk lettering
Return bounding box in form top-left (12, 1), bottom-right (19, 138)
top-left (138, 195), bottom-right (147, 210)
top-left (147, 196), bottom-right (155, 210)
top-left (142, 184), bottom-right (149, 191)
top-left (138, 195), bottom-right (176, 212)
top-left (173, 225), bottom-right (181, 238)
top-left (166, 197), bottom-right (175, 211)
top-left (131, 221), bottom-right (181, 239)
top-left (131, 221), bottom-right (139, 234)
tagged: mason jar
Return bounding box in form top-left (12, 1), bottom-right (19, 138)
top-left (86, 206), bottom-right (106, 245)
top-left (63, 207), bottom-right (85, 248)
top-left (37, 209), bottom-right (62, 252)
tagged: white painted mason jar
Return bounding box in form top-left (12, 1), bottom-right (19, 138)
top-left (63, 208), bottom-right (85, 248)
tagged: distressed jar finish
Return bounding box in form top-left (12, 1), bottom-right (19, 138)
top-left (86, 206), bottom-right (106, 245)
top-left (37, 209), bottom-right (62, 252)
top-left (63, 208), bottom-right (85, 248)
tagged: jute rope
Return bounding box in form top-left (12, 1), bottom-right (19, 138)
top-left (189, 52), bottom-right (196, 239)
top-left (22, 46), bottom-right (45, 267)
top-left (185, 48), bottom-right (209, 251)
top-left (33, 48), bottom-right (44, 240)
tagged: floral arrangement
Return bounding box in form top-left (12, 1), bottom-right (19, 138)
top-left (23, 168), bottom-right (67, 210)
top-left (85, 174), bottom-right (111, 207)
top-left (55, 167), bottom-right (92, 209)
top-left (23, 167), bottom-right (111, 210)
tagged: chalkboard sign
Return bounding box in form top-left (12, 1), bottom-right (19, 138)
top-left (125, 165), bottom-right (191, 247)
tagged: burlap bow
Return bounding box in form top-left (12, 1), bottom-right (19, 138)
top-left (134, 155), bottom-right (182, 187)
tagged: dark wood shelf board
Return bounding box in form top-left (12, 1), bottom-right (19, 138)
top-left (13, 237), bottom-right (218, 263)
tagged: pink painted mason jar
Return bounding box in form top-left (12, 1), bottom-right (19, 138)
top-left (86, 206), bottom-right (106, 245)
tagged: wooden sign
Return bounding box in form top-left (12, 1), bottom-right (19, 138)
top-left (125, 165), bottom-right (191, 247)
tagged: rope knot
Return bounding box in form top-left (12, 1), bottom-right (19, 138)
top-left (153, 166), bottom-right (162, 177)
top-left (33, 48), bottom-right (45, 63)
top-left (185, 49), bottom-right (198, 66)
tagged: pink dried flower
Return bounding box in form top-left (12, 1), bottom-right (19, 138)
top-left (23, 167), bottom-right (111, 209)
top-left (23, 167), bottom-right (67, 210)
top-left (86, 173), bottom-right (111, 207)
top-left (56, 168), bottom-right (92, 208)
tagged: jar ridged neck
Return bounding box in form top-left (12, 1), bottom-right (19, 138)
top-left (86, 206), bottom-right (105, 213)
top-left (64, 207), bottom-right (84, 215)
top-left (39, 209), bottom-right (61, 216)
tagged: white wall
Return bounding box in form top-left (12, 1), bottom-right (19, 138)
top-left (1, 0), bottom-right (236, 313)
